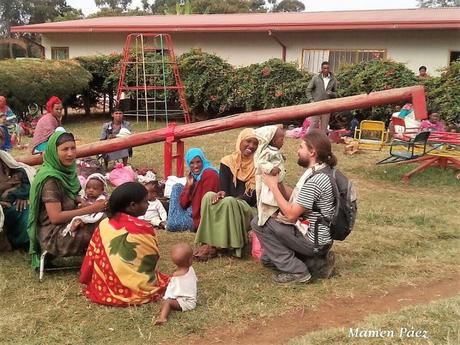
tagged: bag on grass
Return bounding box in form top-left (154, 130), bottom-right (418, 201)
top-left (108, 163), bottom-right (137, 187)
top-left (250, 231), bottom-right (263, 261)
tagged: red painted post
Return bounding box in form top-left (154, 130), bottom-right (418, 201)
top-left (175, 140), bottom-right (184, 177)
top-left (163, 122), bottom-right (176, 177)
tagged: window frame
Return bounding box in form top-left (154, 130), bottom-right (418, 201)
top-left (301, 48), bottom-right (387, 73)
top-left (51, 46), bottom-right (69, 60)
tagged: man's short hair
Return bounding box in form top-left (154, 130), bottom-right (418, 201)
top-left (321, 61), bottom-right (330, 67)
top-left (112, 106), bottom-right (123, 113)
top-left (419, 65), bottom-right (427, 71)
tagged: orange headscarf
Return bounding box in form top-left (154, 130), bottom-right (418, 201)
top-left (220, 128), bottom-right (257, 194)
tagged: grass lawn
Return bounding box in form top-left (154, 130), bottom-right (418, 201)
top-left (1, 115), bottom-right (459, 345)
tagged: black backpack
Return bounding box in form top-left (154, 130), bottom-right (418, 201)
top-left (309, 166), bottom-right (357, 248)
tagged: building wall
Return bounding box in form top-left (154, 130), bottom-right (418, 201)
top-left (42, 29), bottom-right (460, 76)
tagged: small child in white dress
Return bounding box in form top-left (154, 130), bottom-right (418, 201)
top-left (155, 243), bottom-right (197, 325)
top-left (62, 173), bottom-right (107, 237)
top-left (138, 181), bottom-right (167, 229)
top-left (254, 125), bottom-right (286, 226)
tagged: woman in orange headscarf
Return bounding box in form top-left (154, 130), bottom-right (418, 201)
top-left (31, 96), bottom-right (63, 154)
top-left (194, 128), bottom-right (259, 260)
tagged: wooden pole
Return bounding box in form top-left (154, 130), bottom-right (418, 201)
top-left (17, 86), bottom-right (427, 166)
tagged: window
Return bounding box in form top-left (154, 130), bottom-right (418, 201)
top-left (450, 51), bottom-right (460, 63)
top-left (51, 47), bottom-right (69, 60)
top-left (302, 49), bottom-right (386, 73)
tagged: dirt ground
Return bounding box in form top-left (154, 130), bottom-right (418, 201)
top-left (188, 275), bottom-right (460, 345)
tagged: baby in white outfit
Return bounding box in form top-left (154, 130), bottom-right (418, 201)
top-left (62, 173), bottom-right (107, 237)
top-left (155, 243), bottom-right (197, 325)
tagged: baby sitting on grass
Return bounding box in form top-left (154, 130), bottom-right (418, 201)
top-left (155, 243), bottom-right (197, 325)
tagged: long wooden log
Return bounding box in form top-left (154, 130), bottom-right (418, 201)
top-left (17, 85), bottom-right (427, 166)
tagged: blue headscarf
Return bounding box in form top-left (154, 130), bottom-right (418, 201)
top-left (185, 148), bottom-right (219, 182)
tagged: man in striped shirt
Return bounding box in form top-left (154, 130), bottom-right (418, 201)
top-left (252, 130), bottom-right (336, 284)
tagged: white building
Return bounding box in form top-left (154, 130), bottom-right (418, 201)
top-left (11, 7), bottom-right (460, 76)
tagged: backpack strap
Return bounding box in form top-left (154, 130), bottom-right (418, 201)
top-left (309, 167), bottom-right (338, 254)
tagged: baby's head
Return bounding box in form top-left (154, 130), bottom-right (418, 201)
top-left (144, 181), bottom-right (160, 201)
top-left (270, 126), bottom-right (285, 149)
top-left (85, 178), bottom-right (105, 200)
top-left (170, 243), bottom-right (193, 269)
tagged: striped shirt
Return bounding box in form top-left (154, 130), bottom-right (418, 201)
top-left (296, 173), bottom-right (335, 245)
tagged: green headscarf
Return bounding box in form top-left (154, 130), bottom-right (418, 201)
top-left (28, 131), bottom-right (81, 269)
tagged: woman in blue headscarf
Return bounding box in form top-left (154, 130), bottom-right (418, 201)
top-left (167, 148), bottom-right (219, 232)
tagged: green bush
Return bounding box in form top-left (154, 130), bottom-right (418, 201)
top-left (224, 59), bottom-right (312, 112)
top-left (0, 59), bottom-right (92, 114)
top-left (178, 49), bottom-right (234, 115)
top-left (423, 59), bottom-right (460, 123)
top-left (337, 59), bottom-right (418, 120)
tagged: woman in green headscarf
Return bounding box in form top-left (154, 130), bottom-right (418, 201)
top-left (28, 131), bottom-right (106, 269)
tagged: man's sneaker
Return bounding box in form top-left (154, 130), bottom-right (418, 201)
top-left (272, 272), bottom-right (312, 284)
top-left (318, 251), bottom-right (336, 279)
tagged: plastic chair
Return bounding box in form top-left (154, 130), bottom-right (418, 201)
top-left (354, 120), bottom-right (388, 151)
top-left (389, 117), bottom-right (419, 141)
top-left (377, 131), bottom-right (430, 164)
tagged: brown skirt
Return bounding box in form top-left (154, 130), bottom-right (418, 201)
top-left (37, 221), bottom-right (100, 257)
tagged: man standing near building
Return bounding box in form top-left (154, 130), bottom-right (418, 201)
top-left (306, 61), bottom-right (338, 133)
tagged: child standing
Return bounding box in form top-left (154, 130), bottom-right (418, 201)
top-left (155, 243), bottom-right (197, 325)
top-left (254, 125), bottom-right (286, 226)
top-left (139, 181), bottom-right (167, 229)
top-left (62, 173), bottom-right (108, 236)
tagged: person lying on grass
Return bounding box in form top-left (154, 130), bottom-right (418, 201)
top-left (155, 243), bottom-right (197, 325)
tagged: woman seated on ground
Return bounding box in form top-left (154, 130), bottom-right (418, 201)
top-left (167, 148), bottom-right (219, 232)
top-left (194, 129), bottom-right (259, 260)
top-left (31, 96), bottom-right (64, 154)
top-left (0, 130), bottom-right (35, 250)
top-left (100, 107), bottom-right (132, 170)
top-left (27, 131), bottom-right (106, 269)
top-left (80, 182), bottom-right (169, 306)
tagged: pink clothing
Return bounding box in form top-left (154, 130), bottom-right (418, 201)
top-left (31, 113), bottom-right (60, 152)
top-left (420, 120), bottom-right (445, 132)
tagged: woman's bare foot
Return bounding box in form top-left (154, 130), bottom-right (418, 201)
top-left (154, 317), bottom-right (167, 325)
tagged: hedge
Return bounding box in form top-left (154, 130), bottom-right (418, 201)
top-left (423, 59), bottom-right (460, 123)
top-left (0, 59), bottom-right (92, 114)
top-left (178, 49), bottom-right (234, 115)
top-left (223, 59), bottom-right (312, 112)
top-left (337, 59), bottom-right (419, 120)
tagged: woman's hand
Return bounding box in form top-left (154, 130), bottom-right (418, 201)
top-left (185, 173), bottom-right (194, 186)
top-left (91, 200), bottom-right (107, 213)
top-left (262, 173), bottom-right (279, 190)
top-left (14, 199), bottom-right (28, 212)
top-left (211, 191), bottom-right (226, 205)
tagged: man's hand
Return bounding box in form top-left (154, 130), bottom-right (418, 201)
top-left (211, 191), bottom-right (226, 204)
top-left (262, 173), bottom-right (279, 190)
